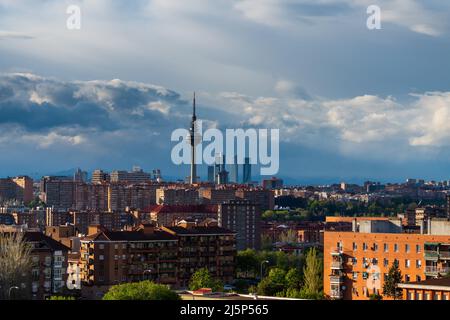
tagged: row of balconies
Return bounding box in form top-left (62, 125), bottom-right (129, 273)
top-left (425, 266), bottom-right (450, 274)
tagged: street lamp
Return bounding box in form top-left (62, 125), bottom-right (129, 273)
top-left (9, 286), bottom-right (19, 300)
top-left (143, 269), bottom-right (152, 281)
top-left (260, 260), bottom-right (269, 280)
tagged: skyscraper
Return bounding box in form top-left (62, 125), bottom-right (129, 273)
top-left (189, 92), bottom-right (197, 184)
top-left (229, 155), bottom-right (238, 183)
top-left (207, 166), bottom-right (215, 183)
top-left (242, 157), bottom-right (251, 184)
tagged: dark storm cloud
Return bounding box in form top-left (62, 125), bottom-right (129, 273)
top-left (0, 73), bottom-right (188, 132)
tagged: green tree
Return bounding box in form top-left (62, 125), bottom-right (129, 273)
top-left (302, 248), bottom-right (323, 297)
top-left (256, 268), bottom-right (287, 296)
top-left (236, 249), bottom-right (259, 278)
top-left (261, 234), bottom-right (273, 251)
top-left (383, 260), bottom-right (403, 300)
top-left (279, 229), bottom-right (298, 244)
top-left (285, 268), bottom-right (302, 289)
top-left (189, 268), bottom-right (223, 292)
top-left (369, 293), bottom-right (383, 300)
top-left (103, 281), bottom-right (180, 300)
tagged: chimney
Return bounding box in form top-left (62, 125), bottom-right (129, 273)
top-left (141, 223), bottom-right (155, 235)
top-left (88, 224), bottom-right (104, 235)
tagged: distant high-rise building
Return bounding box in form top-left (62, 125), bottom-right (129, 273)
top-left (74, 168), bottom-right (88, 183)
top-left (0, 176), bottom-right (33, 204)
top-left (189, 93), bottom-right (198, 184)
top-left (262, 177), bottom-right (283, 190)
top-left (242, 157), bottom-right (251, 184)
top-left (207, 166), bottom-right (215, 183)
top-left (40, 176), bottom-right (74, 209)
top-left (218, 199), bottom-right (261, 250)
top-left (229, 155), bottom-right (238, 183)
top-left (110, 168), bottom-right (151, 184)
top-left (217, 170), bottom-right (229, 185)
top-left (91, 170), bottom-right (110, 184)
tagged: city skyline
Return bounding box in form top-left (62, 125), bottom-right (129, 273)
top-left (1, 1), bottom-right (450, 182)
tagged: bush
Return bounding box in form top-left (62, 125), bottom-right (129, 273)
top-left (102, 281), bottom-right (180, 300)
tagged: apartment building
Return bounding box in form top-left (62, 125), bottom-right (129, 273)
top-left (323, 218), bottom-right (450, 300)
top-left (156, 188), bottom-right (200, 205)
top-left (12, 208), bottom-right (46, 231)
top-left (199, 188), bottom-right (236, 205)
top-left (148, 204), bottom-right (218, 226)
top-left (217, 199), bottom-right (261, 250)
top-left (70, 211), bottom-right (123, 234)
top-left (108, 183), bottom-right (157, 211)
top-left (79, 224), bottom-right (178, 299)
top-left (74, 183), bottom-right (109, 211)
top-left (0, 176), bottom-right (33, 204)
top-left (235, 188), bottom-right (274, 211)
top-left (162, 225), bottom-right (236, 288)
top-left (24, 232), bottom-right (70, 300)
top-left (40, 176), bottom-right (75, 209)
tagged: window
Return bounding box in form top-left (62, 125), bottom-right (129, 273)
top-left (373, 243), bottom-right (378, 251)
top-left (384, 258), bottom-right (389, 267)
top-left (353, 242), bottom-right (357, 251)
top-left (425, 292), bottom-right (431, 300)
top-left (405, 259), bottom-right (410, 268)
top-left (394, 244), bottom-right (398, 252)
top-left (434, 293), bottom-right (439, 300)
top-left (416, 275), bottom-right (421, 282)
top-left (372, 258), bottom-right (378, 265)
top-left (353, 272), bottom-right (358, 280)
top-left (99, 255), bottom-right (104, 261)
top-left (416, 260), bottom-right (421, 268)
top-left (416, 244), bottom-right (421, 253)
top-left (114, 244), bottom-right (118, 250)
top-left (363, 243), bottom-right (368, 251)
top-left (352, 257), bottom-right (357, 266)
top-left (405, 274), bottom-right (410, 282)
top-left (99, 244), bottom-right (105, 250)
top-left (405, 244), bottom-right (410, 253)
top-left (384, 243), bottom-right (388, 252)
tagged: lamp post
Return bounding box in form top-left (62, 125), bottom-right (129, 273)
top-left (9, 286), bottom-right (19, 300)
top-left (260, 260), bottom-right (269, 280)
top-left (143, 269), bottom-right (152, 281)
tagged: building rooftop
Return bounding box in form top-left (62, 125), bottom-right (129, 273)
top-left (24, 231), bottom-right (70, 251)
top-left (82, 230), bottom-right (177, 242)
top-left (398, 278), bottom-right (450, 291)
top-left (164, 226), bottom-right (235, 235)
top-left (145, 204), bottom-right (218, 214)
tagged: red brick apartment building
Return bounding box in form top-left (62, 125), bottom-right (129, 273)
top-left (324, 218), bottom-right (450, 300)
top-left (24, 232), bottom-right (70, 300)
top-left (77, 224), bottom-right (236, 298)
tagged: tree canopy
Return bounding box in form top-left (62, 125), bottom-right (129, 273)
top-left (102, 281), bottom-right (180, 300)
top-left (189, 268), bottom-right (224, 292)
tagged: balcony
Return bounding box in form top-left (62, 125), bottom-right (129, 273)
top-left (439, 251), bottom-right (450, 260)
top-left (330, 290), bottom-right (343, 299)
top-left (424, 251), bottom-right (439, 260)
top-left (330, 275), bottom-right (344, 284)
top-left (331, 261), bottom-right (344, 269)
top-left (425, 266), bottom-right (450, 275)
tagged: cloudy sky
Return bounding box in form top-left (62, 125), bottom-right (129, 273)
top-left (1, 0), bottom-right (450, 184)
